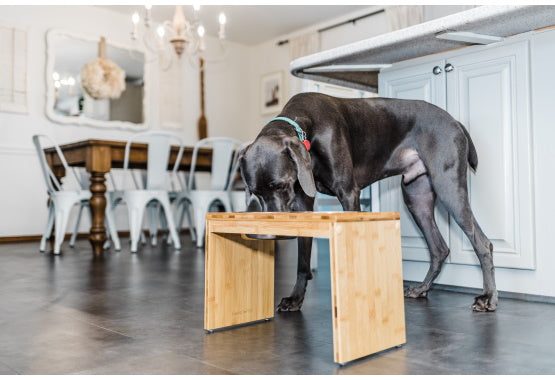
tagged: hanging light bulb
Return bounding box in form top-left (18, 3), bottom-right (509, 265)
top-left (197, 24), bottom-right (206, 51)
top-left (197, 25), bottom-right (205, 37)
top-left (131, 12), bottom-right (140, 39)
top-left (218, 12), bottom-right (227, 40)
top-left (144, 4), bottom-right (152, 27)
top-left (218, 12), bottom-right (226, 25)
top-left (157, 25), bottom-right (165, 38)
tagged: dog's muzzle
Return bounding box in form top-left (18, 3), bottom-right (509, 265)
top-left (244, 194), bottom-right (296, 240)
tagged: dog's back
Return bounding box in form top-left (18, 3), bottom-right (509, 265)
top-left (280, 92), bottom-right (477, 172)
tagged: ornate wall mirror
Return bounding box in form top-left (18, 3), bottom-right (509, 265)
top-left (45, 29), bottom-right (149, 129)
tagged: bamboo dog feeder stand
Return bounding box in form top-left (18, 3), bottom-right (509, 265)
top-left (204, 211), bottom-right (406, 365)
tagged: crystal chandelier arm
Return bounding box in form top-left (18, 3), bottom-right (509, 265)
top-left (129, 5), bottom-right (227, 64)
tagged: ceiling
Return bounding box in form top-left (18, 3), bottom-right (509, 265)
top-left (99, 5), bottom-right (370, 46)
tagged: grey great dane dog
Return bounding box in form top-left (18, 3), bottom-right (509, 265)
top-left (238, 92), bottom-right (497, 313)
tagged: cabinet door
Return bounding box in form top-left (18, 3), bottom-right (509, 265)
top-left (446, 41), bottom-right (535, 269)
top-left (378, 61), bottom-right (450, 262)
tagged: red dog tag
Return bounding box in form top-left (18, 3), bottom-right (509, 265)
top-left (303, 140), bottom-right (311, 150)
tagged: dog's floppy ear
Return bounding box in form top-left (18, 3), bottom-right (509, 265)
top-left (286, 140), bottom-right (317, 198)
top-left (236, 144), bottom-right (255, 209)
top-left (246, 194), bottom-right (263, 211)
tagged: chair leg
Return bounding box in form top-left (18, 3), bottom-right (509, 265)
top-left (221, 197), bottom-right (233, 214)
top-left (105, 204), bottom-right (121, 251)
top-left (103, 205), bottom-right (111, 250)
top-left (159, 197), bottom-right (181, 250)
top-left (176, 201), bottom-right (186, 231)
top-left (40, 203), bottom-right (55, 252)
top-left (53, 199), bottom-right (74, 255)
top-left (173, 200), bottom-right (196, 244)
top-left (69, 203), bottom-right (85, 248)
top-left (159, 207), bottom-right (169, 244)
top-left (147, 203), bottom-right (158, 246)
top-left (128, 201), bottom-right (147, 253)
top-left (194, 198), bottom-right (229, 248)
top-left (167, 202), bottom-right (180, 245)
top-left (184, 202), bottom-right (197, 243)
top-left (194, 200), bottom-right (211, 248)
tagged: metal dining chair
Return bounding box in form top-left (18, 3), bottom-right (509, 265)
top-left (173, 137), bottom-right (243, 248)
top-left (119, 131), bottom-right (184, 253)
top-left (32, 134), bottom-right (120, 254)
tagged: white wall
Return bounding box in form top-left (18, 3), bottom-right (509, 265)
top-left (0, 5), bottom-right (251, 237)
top-left (243, 6), bottom-right (384, 141)
top-left (159, 36), bottom-right (251, 145)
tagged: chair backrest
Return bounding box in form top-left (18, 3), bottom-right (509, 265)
top-left (123, 131), bottom-right (184, 191)
top-left (32, 134), bottom-right (82, 194)
top-left (188, 137), bottom-right (242, 191)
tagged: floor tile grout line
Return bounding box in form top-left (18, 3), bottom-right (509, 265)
top-left (0, 358), bottom-right (21, 375)
top-left (61, 312), bottom-right (135, 339)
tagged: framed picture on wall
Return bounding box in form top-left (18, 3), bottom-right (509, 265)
top-left (260, 71), bottom-right (283, 114)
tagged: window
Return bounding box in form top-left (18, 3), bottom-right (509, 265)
top-left (0, 23), bottom-right (28, 114)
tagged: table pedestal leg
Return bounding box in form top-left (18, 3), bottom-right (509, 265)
top-left (204, 232), bottom-right (274, 331)
top-left (89, 171), bottom-right (107, 255)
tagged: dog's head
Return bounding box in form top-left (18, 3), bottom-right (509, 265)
top-left (238, 135), bottom-right (316, 212)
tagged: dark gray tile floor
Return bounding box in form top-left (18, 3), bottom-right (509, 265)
top-left (1, 236), bottom-right (555, 374)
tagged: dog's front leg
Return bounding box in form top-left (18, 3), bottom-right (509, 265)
top-left (276, 191), bottom-right (314, 312)
top-left (276, 236), bottom-right (313, 312)
top-left (337, 188), bottom-right (361, 212)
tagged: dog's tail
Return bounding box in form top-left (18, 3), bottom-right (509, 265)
top-left (458, 122), bottom-right (478, 171)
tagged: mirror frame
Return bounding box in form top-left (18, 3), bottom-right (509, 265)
top-left (45, 28), bottom-right (150, 130)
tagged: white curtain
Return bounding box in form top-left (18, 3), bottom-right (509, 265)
top-left (289, 32), bottom-right (320, 60)
top-left (289, 32), bottom-right (320, 95)
top-left (385, 5), bottom-right (424, 31)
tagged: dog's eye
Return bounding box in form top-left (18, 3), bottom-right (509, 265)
top-left (271, 183), bottom-right (288, 191)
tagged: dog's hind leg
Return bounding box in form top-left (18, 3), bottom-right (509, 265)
top-left (401, 174), bottom-right (450, 298)
top-left (276, 191), bottom-right (315, 312)
top-left (429, 142), bottom-right (498, 311)
top-left (428, 155), bottom-right (497, 311)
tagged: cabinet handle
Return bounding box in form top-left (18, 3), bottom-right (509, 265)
top-left (445, 63), bottom-right (455, 72)
top-left (432, 66), bottom-right (442, 75)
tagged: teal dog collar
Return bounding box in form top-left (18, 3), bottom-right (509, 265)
top-left (267, 116), bottom-right (311, 150)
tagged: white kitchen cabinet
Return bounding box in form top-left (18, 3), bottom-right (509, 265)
top-left (378, 39), bottom-right (535, 270)
top-left (378, 60), bottom-right (450, 262)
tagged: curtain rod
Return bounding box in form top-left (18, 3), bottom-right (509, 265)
top-left (277, 8), bottom-right (385, 46)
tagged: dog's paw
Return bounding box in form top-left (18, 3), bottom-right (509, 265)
top-left (472, 294), bottom-right (498, 312)
top-left (276, 296), bottom-right (304, 312)
top-left (404, 285), bottom-right (429, 298)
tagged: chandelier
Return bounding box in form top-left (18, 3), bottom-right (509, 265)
top-left (131, 4), bottom-right (227, 61)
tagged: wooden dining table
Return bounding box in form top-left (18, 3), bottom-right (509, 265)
top-left (43, 139), bottom-right (212, 255)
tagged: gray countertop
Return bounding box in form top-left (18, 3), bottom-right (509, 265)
top-left (290, 5), bottom-right (555, 92)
